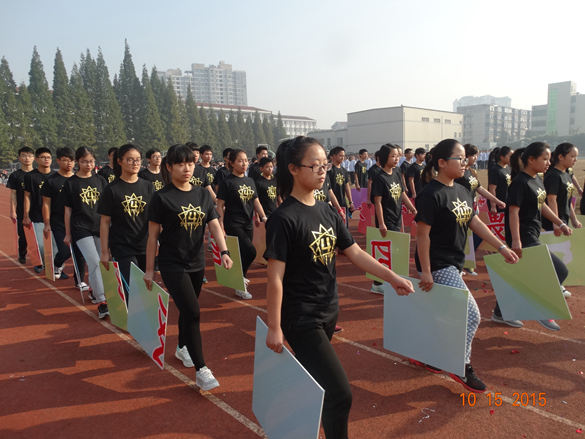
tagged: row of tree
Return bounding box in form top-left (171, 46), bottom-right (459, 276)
top-left (0, 41), bottom-right (288, 166)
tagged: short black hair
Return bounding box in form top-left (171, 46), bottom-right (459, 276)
top-left (56, 147), bottom-right (75, 161)
top-left (35, 147), bottom-right (51, 157)
top-left (256, 145), bottom-right (268, 155)
top-left (259, 157), bottom-right (273, 167)
top-left (18, 146), bottom-right (34, 155)
top-left (415, 147), bottom-right (426, 156)
top-left (359, 149), bottom-right (368, 155)
top-left (200, 145), bottom-right (213, 155)
top-left (404, 148), bottom-right (413, 155)
top-left (186, 142), bottom-right (199, 152)
top-left (329, 146), bottom-right (345, 156)
top-left (108, 147), bottom-right (119, 156)
top-left (222, 148), bottom-right (233, 159)
top-left (145, 148), bottom-right (161, 159)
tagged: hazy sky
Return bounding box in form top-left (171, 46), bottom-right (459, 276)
top-left (2, 0), bottom-right (584, 129)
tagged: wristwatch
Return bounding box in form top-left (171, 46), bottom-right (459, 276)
top-left (220, 250), bottom-right (230, 257)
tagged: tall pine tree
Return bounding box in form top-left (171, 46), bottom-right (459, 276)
top-left (273, 111), bottom-right (288, 142)
top-left (79, 50), bottom-right (98, 105)
top-left (28, 47), bottom-right (59, 151)
top-left (52, 48), bottom-right (76, 150)
top-left (215, 109), bottom-right (232, 155)
top-left (0, 106), bottom-right (15, 166)
top-left (207, 106), bottom-right (219, 147)
top-left (135, 65), bottom-right (166, 151)
top-left (235, 108), bottom-right (246, 149)
top-left (16, 84), bottom-right (41, 149)
top-left (69, 63), bottom-right (95, 147)
top-left (241, 115), bottom-right (255, 154)
top-left (162, 78), bottom-right (187, 145)
top-left (262, 114), bottom-right (274, 148)
top-left (185, 84), bottom-right (203, 145)
top-left (227, 110), bottom-right (238, 145)
top-left (252, 110), bottom-right (266, 146)
top-left (198, 106), bottom-right (214, 147)
top-left (115, 40), bottom-right (141, 142)
top-left (177, 94), bottom-right (191, 143)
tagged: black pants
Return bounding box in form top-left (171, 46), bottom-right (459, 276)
top-left (161, 270), bottom-right (206, 371)
top-left (283, 314), bottom-right (352, 439)
top-left (52, 227), bottom-right (71, 268)
top-left (16, 219), bottom-right (27, 258)
top-left (224, 225), bottom-right (256, 277)
top-left (494, 244), bottom-right (568, 317)
top-left (115, 254), bottom-right (147, 303)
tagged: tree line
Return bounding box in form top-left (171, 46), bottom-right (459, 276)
top-left (0, 41), bottom-right (288, 166)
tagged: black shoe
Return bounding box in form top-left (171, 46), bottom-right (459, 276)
top-left (18, 255), bottom-right (26, 264)
top-left (59, 271), bottom-right (69, 280)
top-left (449, 364), bottom-right (486, 393)
top-left (88, 289), bottom-right (98, 304)
top-left (98, 302), bottom-right (109, 319)
top-left (33, 265), bottom-right (44, 273)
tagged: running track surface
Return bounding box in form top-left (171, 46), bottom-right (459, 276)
top-left (0, 186), bottom-right (584, 439)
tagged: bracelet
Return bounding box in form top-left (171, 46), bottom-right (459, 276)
top-left (498, 245), bottom-right (507, 252)
top-left (220, 250), bottom-right (230, 257)
top-left (261, 216), bottom-right (268, 222)
top-left (349, 201), bottom-right (354, 205)
top-left (337, 209), bottom-right (344, 214)
top-left (559, 222), bottom-right (566, 228)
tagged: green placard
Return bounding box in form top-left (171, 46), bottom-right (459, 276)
top-left (211, 236), bottom-right (245, 291)
top-left (127, 263), bottom-right (170, 370)
top-left (365, 227), bottom-right (410, 282)
top-left (43, 232), bottom-right (55, 281)
top-left (463, 229), bottom-right (476, 269)
top-left (100, 262), bottom-right (128, 330)
top-left (485, 245), bottom-right (571, 321)
top-left (540, 228), bottom-right (585, 286)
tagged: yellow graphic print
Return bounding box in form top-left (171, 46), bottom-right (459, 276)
top-left (39, 181), bottom-right (45, 189)
top-left (267, 185), bottom-right (277, 201)
top-left (80, 186), bottom-right (100, 207)
top-left (238, 185), bottom-right (254, 202)
top-left (536, 188), bottom-right (546, 211)
top-left (108, 174), bottom-right (115, 183)
top-left (178, 204), bottom-right (206, 233)
top-left (389, 182), bottom-right (402, 201)
top-left (152, 180), bottom-right (164, 191)
top-left (567, 182), bottom-right (575, 198)
top-left (207, 172), bottom-right (214, 184)
top-left (468, 176), bottom-right (479, 192)
top-left (451, 198), bottom-right (473, 227)
top-left (336, 173), bottom-right (345, 186)
top-left (122, 193), bottom-right (146, 221)
top-left (309, 224), bottom-right (337, 266)
top-left (314, 189), bottom-right (326, 202)
top-left (506, 174), bottom-right (511, 186)
top-left (190, 176), bottom-right (203, 186)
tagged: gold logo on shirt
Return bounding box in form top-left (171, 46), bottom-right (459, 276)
top-left (309, 224), bottom-right (336, 266)
top-left (207, 172), bottom-right (214, 184)
top-left (267, 185), bottom-right (277, 201)
top-left (389, 182), bottom-right (402, 201)
top-left (178, 204), bottom-right (205, 233)
top-left (536, 188), bottom-right (546, 210)
top-left (451, 198), bottom-right (473, 227)
top-left (469, 176), bottom-right (479, 192)
top-left (122, 193), bottom-right (146, 220)
top-left (313, 189), bottom-right (326, 202)
top-left (506, 174), bottom-right (511, 186)
top-left (190, 176), bottom-right (203, 186)
top-left (108, 174), bottom-right (115, 183)
top-left (39, 181), bottom-right (44, 189)
top-left (567, 182), bottom-right (575, 198)
top-left (153, 180), bottom-right (164, 191)
top-left (80, 186), bottom-right (100, 207)
top-left (238, 185), bottom-right (254, 202)
top-left (336, 173), bottom-right (345, 186)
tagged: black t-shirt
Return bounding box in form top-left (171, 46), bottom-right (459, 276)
top-left (198, 164), bottom-right (217, 187)
top-left (328, 165), bottom-right (348, 208)
top-left (7, 169), bottom-right (30, 219)
top-left (255, 176), bottom-right (278, 216)
top-left (138, 168), bottom-right (165, 191)
top-left (98, 166), bottom-right (116, 184)
top-left (367, 164), bottom-right (383, 203)
top-left (264, 197), bottom-right (355, 327)
top-left (247, 162), bottom-right (263, 182)
top-left (24, 169), bottom-right (55, 223)
top-left (414, 179), bottom-right (475, 272)
top-left (407, 162), bottom-right (425, 195)
top-left (215, 166), bottom-right (231, 189)
top-left (504, 172), bottom-right (546, 247)
top-left (40, 172), bottom-right (72, 231)
top-left (97, 178), bottom-right (154, 258)
top-left (354, 161), bottom-right (368, 188)
top-left (488, 164), bottom-right (511, 212)
top-left (190, 165), bottom-right (211, 188)
top-left (542, 167), bottom-right (573, 230)
top-left (217, 174), bottom-right (258, 229)
top-left (371, 170), bottom-right (404, 231)
top-left (148, 183), bottom-right (219, 272)
top-left (455, 169), bottom-right (481, 200)
top-left (62, 174), bottom-right (108, 241)
top-left (314, 174), bottom-right (331, 203)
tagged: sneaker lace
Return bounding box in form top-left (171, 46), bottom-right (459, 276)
top-left (466, 365), bottom-right (478, 381)
top-left (198, 367), bottom-right (214, 381)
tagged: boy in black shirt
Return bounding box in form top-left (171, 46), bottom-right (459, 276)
top-left (354, 149), bottom-right (368, 191)
top-left (8, 147), bottom-right (34, 264)
top-left (198, 145), bottom-right (217, 187)
top-left (328, 146), bottom-right (354, 217)
top-left (400, 148), bottom-right (413, 197)
top-left (247, 145), bottom-right (269, 182)
top-left (255, 157), bottom-right (278, 216)
top-left (138, 148), bottom-right (164, 191)
top-left (97, 147), bottom-right (118, 184)
top-left (214, 148), bottom-right (232, 193)
top-left (407, 147), bottom-right (426, 199)
top-left (367, 150), bottom-right (382, 206)
top-left (23, 147), bottom-right (55, 273)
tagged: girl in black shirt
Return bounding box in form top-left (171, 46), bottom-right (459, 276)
top-left (63, 147), bottom-right (109, 319)
top-left (216, 149), bottom-right (267, 300)
top-left (488, 146), bottom-right (512, 213)
top-left (98, 144), bottom-right (154, 299)
top-left (416, 139), bottom-right (518, 393)
top-left (265, 136), bottom-right (414, 439)
top-left (144, 144), bottom-right (233, 391)
top-left (501, 143), bottom-right (573, 332)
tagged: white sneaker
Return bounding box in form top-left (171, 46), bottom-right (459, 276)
top-left (175, 346), bottom-right (194, 368)
top-left (562, 287), bottom-right (571, 298)
top-left (370, 283), bottom-right (384, 294)
top-left (54, 267), bottom-right (62, 280)
top-left (196, 366), bottom-right (219, 391)
top-left (236, 288), bottom-right (252, 300)
top-left (78, 282), bottom-right (89, 292)
top-left (244, 277), bottom-right (250, 286)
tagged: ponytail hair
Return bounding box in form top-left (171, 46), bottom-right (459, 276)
top-left (511, 142), bottom-right (550, 179)
top-left (550, 142), bottom-right (577, 169)
top-left (113, 144), bottom-right (142, 178)
top-left (497, 146), bottom-right (512, 163)
top-left (509, 148), bottom-right (525, 180)
top-left (420, 139), bottom-right (460, 188)
top-left (275, 136), bottom-right (323, 198)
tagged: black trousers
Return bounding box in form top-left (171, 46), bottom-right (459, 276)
top-left (52, 227), bottom-right (71, 268)
top-left (224, 225), bottom-right (256, 277)
top-left (283, 314), bottom-right (352, 439)
top-left (115, 254), bottom-right (147, 303)
top-left (160, 270), bottom-right (206, 371)
top-left (16, 219), bottom-right (27, 258)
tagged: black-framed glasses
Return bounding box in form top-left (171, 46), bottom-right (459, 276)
top-left (124, 158), bottom-right (142, 165)
top-left (446, 157), bottom-right (469, 165)
top-left (299, 163), bottom-right (332, 173)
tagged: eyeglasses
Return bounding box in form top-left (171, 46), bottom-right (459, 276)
top-left (299, 163), bottom-right (332, 173)
top-left (79, 160), bottom-right (95, 166)
top-left (446, 157), bottom-right (469, 165)
top-left (124, 158), bottom-right (142, 165)
top-left (38, 156), bottom-right (52, 160)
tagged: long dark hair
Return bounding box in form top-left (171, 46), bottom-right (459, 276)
top-left (275, 136), bottom-right (323, 198)
top-left (162, 144), bottom-right (195, 185)
top-left (113, 144), bottom-right (142, 178)
top-left (421, 139), bottom-right (460, 188)
top-left (510, 142), bottom-right (549, 179)
top-left (550, 142), bottom-right (577, 169)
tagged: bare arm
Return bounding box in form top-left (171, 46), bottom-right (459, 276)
top-left (206, 185), bottom-right (217, 204)
top-left (401, 192), bottom-right (416, 214)
top-left (23, 191), bottom-right (31, 225)
top-left (344, 183), bottom-right (353, 209)
top-left (266, 258), bottom-right (285, 353)
top-left (572, 175), bottom-right (582, 196)
top-left (374, 196), bottom-right (386, 237)
top-left (366, 179), bottom-right (373, 206)
top-left (42, 196), bottom-right (51, 239)
top-left (409, 176), bottom-right (416, 198)
top-left (143, 222), bottom-right (161, 291)
top-left (477, 186), bottom-right (505, 209)
top-left (99, 215), bottom-right (111, 268)
top-left (416, 221), bottom-right (433, 291)
top-left (469, 216), bottom-right (518, 263)
top-left (546, 194), bottom-right (558, 218)
top-left (569, 203), bottom-right (581, 228)
top-left (208, 218), bottom-right (233, 269)
top-left (63, 207), bottom-right (72, 246)
top-left (216, 199), bottom-right (226, 232)
top-left (9, 189), bottom-right (17, 222)
top-left (508, 205), bottom-right (522, 257)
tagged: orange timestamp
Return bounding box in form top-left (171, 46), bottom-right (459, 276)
top-left (461, 392), bottom-right (547, 407)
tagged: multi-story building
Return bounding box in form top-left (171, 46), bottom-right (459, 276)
top-left (157, 61), bottom-right (247, 106)
top-left (279, 115), bottom-right (317, 137)
top-left (453, 95), bottom-right (511, 112)
top-left (458, 105), bottom-right (531, 149)
top-left (531, 81), bottom-right (585, 136)
top-left (308, 122), bottom-right (348, 149)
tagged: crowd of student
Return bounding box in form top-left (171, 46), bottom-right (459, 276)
top-left (5, 138), bottom-right (584, 439)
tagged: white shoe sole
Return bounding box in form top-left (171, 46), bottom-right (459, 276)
top-left (175, 351), bottom-right (194, 368)
top-left (235, 290), bottom-right (252, 300)
top-left (196, 378), bottom-right (220, 391)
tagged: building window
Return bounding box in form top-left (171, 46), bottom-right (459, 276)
top-left (337, 138), bottom-right (343, 146)
top-left (571, 106), bottom-right (575, 113)
top-left (422, 117), bottom-right (429, 122)
top-left (571, 118), bottom-right (575, 125)
top-left (434, 118), bottom-right (441, 123)
top-left (445, 119), bottom-right (451, 124)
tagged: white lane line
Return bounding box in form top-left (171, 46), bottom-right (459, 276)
top-left (0, 251), bottom-right (266, 438)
